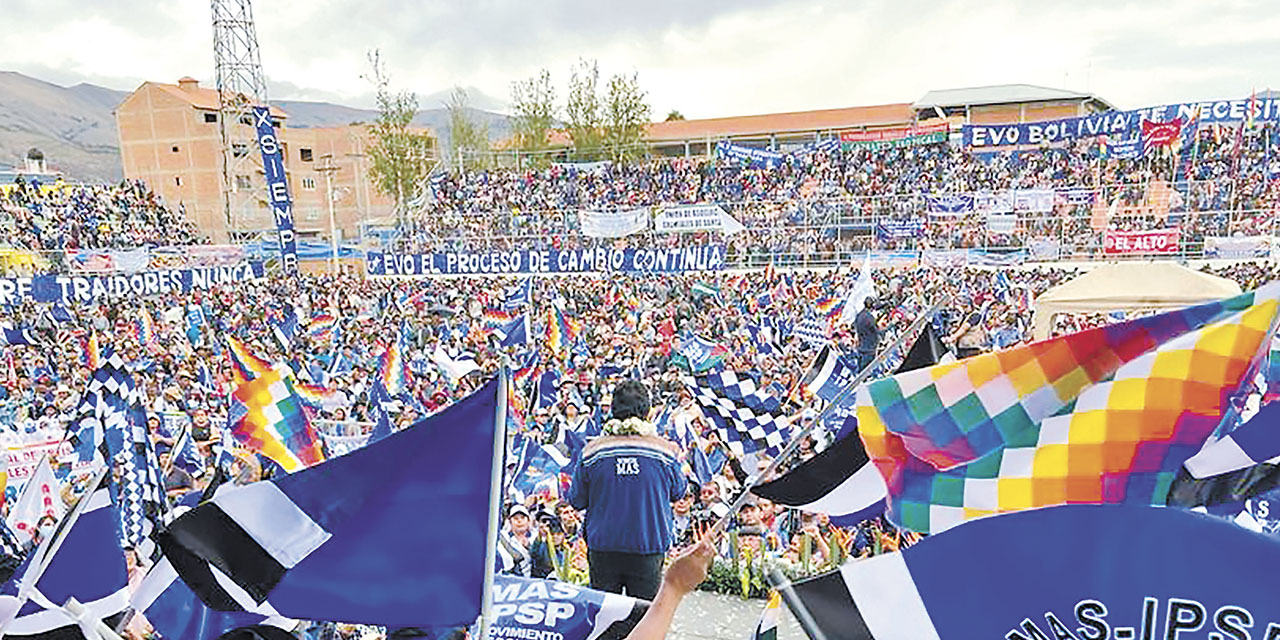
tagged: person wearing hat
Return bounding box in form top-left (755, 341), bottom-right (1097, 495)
top-left (497, 504), bottom-right (534, 578)
top-left (567, 379), bottom-right (686, 601)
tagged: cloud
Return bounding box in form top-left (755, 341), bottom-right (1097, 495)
top-left (0, 0), bottom-right (1274, 120)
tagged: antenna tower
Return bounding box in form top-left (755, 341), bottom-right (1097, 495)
top-left (210, 0), bottom-right (269, 240)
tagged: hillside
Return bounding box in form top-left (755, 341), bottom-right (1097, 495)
top-left (0, 70), bottom-right (509, 183)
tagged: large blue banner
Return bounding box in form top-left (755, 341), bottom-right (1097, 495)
top-left (0, 263), bottom-right (266, 305)
top-left (253, 106), bottom-right (299, 274)
top-left (490, 575), bottom-right (644, 640)
top-left (964, 96), bottom-right (1280, 148)
top-left (366, 245), bottom-right (726, 276)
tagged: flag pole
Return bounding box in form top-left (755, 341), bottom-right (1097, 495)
top-left (478, 367), bottom-right (509, 640)
top-left (766, 568), bottom-right (829, 640)
top-left (1, 464), bottom-right (111, 634)
top-left (708, 296), bottom-right (948, 537)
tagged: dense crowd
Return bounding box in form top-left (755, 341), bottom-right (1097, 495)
top-left (2, 123), bottom-right (1278, 273)
top-left (0, 119), bottom-right (1278, 638)
top-left (407, 122), bottom-right (1280, 260)
top-left (2, 258), bottom-right (1277, 612)
top-left (0, 179), bottom-right (205, 253)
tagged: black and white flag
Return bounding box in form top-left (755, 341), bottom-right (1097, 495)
top-left (682, 371), bottom-right (792, 456)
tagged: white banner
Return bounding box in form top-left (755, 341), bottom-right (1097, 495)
top-left (578, 207), bottom-right (649, 238)
top-left (1013, 189), bottom-right (1055, 213)
top-left (654, 204), bottom-right (745, 234)
top-left (987, 212), bottom-right (1018, 234)
top-left (1203, 236), bottom-right (1270, 259)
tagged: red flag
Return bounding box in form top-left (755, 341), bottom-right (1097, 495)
top-left (1141, 117), bottom-right (1185, 147)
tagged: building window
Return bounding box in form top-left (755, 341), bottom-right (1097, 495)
top-left (303, 208), bottom-right (321, 222)
top-left (171, 145), bottom-right (180, 153)
top-left (204, 112), bottom-right (218, 123)
top-left (301, 177), bottom-right (317, 191)
top-left (235, 175), bottom-right (251, 190)
top-left (300, 148), bottom-right (313, 162)
top-left (232, 143), bottom-right (249, 158)
top-left (175, 176), bottom-right (182, 187)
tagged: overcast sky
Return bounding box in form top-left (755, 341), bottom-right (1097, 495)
top-left (2, 0), bottom-right (1277, 117)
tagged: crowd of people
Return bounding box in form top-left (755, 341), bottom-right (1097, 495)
top-left (0, 118), bottom-right (1278, 638)
top-left (406, 122), bottom-right (1280, 262)
top-left (1, 258), bottom-right (1276, 606)
top-left (0, 179), bottom-right (204, 254)
top-left (3, 122), bottom-right (1279, 277)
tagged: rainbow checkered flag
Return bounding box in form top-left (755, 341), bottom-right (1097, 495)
top-left (855, 284), bottom-right (1280, 533)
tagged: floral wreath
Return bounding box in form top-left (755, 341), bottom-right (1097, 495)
top-left (601, 416), bottom-right (656, 437)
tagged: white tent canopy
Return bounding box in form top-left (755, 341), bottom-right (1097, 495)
top-left (1031, 262), bottom-right (1242, 339)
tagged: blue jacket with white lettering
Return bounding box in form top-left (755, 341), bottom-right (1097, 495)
top-left (567, 435), bottom-right (687, 554)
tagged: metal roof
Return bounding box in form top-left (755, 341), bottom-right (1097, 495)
top-left (915, 84), bottom-right (1113, 110)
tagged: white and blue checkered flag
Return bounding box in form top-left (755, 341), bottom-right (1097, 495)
top-left (117, 376), bottom-right (167, 550)
top-left (66, 346), bottom-right (136, 462)
top-left (681, 371), bottom-right (792, 457)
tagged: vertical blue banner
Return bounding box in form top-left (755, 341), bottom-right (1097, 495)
top-left (253, 106), bottom-right (299, 275)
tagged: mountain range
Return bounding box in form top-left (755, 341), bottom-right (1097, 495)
top-left (0, 70), bottom-right (511, 182)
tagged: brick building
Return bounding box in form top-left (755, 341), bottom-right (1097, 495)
top-left (115, 77), bottom-right (427, 243)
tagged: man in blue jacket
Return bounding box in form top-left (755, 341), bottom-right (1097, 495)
top-left (568, 379), bottom-right (687, 600)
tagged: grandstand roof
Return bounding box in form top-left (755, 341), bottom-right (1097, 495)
top-left (140, 78), bottom-right (288, 119)
top-left (645, 103), bottom-right (914, 141)
top-left (915, 84), bottom-right (1114, 110)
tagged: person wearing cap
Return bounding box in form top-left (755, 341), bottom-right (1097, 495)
top-left (496, 504), bottom-right (534, 578)
top-left (567, 379), bottom-right (686, 600)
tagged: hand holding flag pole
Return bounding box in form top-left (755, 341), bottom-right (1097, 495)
top-left (705, 296), bottom-right (949, 538)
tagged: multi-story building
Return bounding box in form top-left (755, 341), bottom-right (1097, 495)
top-left (115, 77), bottom-right (428, 243)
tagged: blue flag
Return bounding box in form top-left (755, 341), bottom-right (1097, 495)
top-left (369, 381), bottom-right (394, 444)
top-left (788, 505), bottom-right (1280, 640)
top-left (0, 327), bottom-right (36, 347)
top-left (504, 278), bottom-right (532, 309)
top-left (536, 370), bottom-right (561, 410)
top-left (50, 304), bottom-right (74, 323)
top-left (496, 315), bottom-right (529, 349)
top-left (0, 482), bottom-right (129, 636)
top-left (186, 305), bottom-right (205, 346)
top-left (271, 308), bottom-right (300, 351)
top-left (156, 377), bottom-right (504, 629)
top-left (510, 435), bottom-right (568, 499)
top-left (132, 558), bottom-right (287, 640)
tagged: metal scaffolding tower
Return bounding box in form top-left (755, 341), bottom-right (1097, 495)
top-left (210, 0), bottom-right (269, 240)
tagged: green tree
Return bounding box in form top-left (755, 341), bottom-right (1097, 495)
top-left (565, 59), bottom-right (604, 161)
top-left (665, 109), bottom-right (685, 121)
top-left (603, 71), bottom-right (651, 164)
top-left (363, 51), bottom-right (434, 225)
top-left (445, 86), bottom-right (490, 172)
top-left (510, 68), bottom-right (557, 167)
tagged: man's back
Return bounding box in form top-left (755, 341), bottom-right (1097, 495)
top-left (568, 435), bottom-right (685, 555)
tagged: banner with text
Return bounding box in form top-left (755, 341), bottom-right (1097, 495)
top-left (367, 246), bottom-right (727, 276)
top-left (1204, 236), bottom-right (1271, 259)
top-left (253, 105), bottom-right (299, 274)
top-left (578, 207), bottom-right (649, 238)
top-left (0, 263), bottom-right (266, 305)
top-left (963, 96), bottom-right (1280, 148)
top-left (1103, 229), bottom-right (1180, 255)
top-left (653, 204), bottom-right (745, 234)
top-left (714, 141), bottom-right (783, 169)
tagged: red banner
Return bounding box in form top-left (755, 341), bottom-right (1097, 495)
top-left (1103, 229), bottom-right (1180, 255)
top-left (1141, 118), bottom-right (1184, 148)
top-left (840, 122), bottom-right (950, 143)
